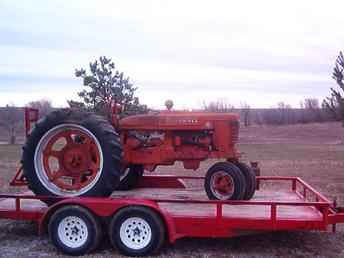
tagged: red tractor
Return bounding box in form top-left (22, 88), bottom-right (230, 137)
top-left (21, 102), bottom-right (256, 201)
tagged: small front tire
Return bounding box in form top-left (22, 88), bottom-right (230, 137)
top-left (205, 162), bottom-right (246, 200)
top-left (236, 162), bottom-right (256, 200)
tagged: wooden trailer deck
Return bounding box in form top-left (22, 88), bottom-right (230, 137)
top-left (0, 183), bottom-right (324, 223)
top-left (111, 188), bottom-right (323, 221)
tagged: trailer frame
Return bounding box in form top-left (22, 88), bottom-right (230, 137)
top-left (1, 175), bottom-right (344, 244)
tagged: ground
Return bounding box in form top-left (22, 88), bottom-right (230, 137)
top-left (0, 122), bottom-right (344, 257)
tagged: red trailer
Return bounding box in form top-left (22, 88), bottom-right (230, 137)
top-left (1, 174), bottom-right (344, 256)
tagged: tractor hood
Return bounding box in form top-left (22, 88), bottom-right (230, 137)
top-left (119, 111), bottom-right (239, 130)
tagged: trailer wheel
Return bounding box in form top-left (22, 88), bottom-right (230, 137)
top-left (116, 165), bottom-right (144, 190)
top-left (22, 109), bottom-right (122, 201)
top-left (48, 205), bottom-right (102, 256)
top-left (109, 206), bottom-right (165, 257)
top-left (205, 162), bottom-right (246, 200)
top-left (236, 162), bottom-right (256, 200)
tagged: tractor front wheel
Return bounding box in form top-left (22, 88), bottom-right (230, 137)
top-left (236, 162), bottom-right (256, 200)
top-left (205, 162), bottom-right (246, 200)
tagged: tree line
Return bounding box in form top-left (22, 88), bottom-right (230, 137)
top-left (1, 52), bottom-right (344, 144)
top-left (0, 100), bottom-right (53, 144)
top-left (202, 98), bottom-right (335, 126)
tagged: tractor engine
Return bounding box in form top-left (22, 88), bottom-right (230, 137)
top-left (119, 111), bottom-right (240, 171)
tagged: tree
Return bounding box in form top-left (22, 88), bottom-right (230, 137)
top-left (262, 102), bottom-right (294, 125)
top-left (27, 99), bottom-right (53, 117)
top-left (69, 56), bottom-right (147, 118)
top-left (301, 98), bottom-right (322, 123)
top-left (323, 51), bottom-right (344, 125)
top-left (277, 102), bottom-right (293, 125)
top-left (240, 103), bottom-right (251, 127)
top-left (202, 99), bottom-right (235, 112)
top-left (0, 104), bottom-right (22, 144)
top-left (303, 98), bottom-right (320, 110)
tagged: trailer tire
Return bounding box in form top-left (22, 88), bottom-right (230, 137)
top-left (22, 109), bottom-right (122, 202)
top-left (109, 206), bottom-right (165, 256)
top-left (116, 165), bottom-right (144, 190)
top-left (236, 162), bottom-right (256, 200)
top-left (205, 162), bottom-right (246, 200)
top-left (48, 205), bottom-right (102, 256)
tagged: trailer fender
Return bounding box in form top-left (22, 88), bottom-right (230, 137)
top-left (38, 199), bottom-right (101, 235)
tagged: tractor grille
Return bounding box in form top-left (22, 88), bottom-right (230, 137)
top-left (231, 120), bottom-right (239, 143)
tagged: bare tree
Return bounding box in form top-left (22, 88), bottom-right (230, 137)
top-left (253, 110), bottom-right (264, 125)
top-left (240, 103), bottom-right (251, 127)
top-left (0, 104), bottom-right (22, 144)
top-left (27, 99), bottom-right (53, 117)
top-left (202, 99), bottom-right (235, 112)
top-left (302, 98), bottom-right (322, 122)
top-left (277, 102), bottom-right (293, 125)
top-left (262, 102), bottom-right (293, 125)
top-left (304, 98), bottom-right (320, 109)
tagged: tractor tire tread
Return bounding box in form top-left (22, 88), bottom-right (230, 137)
top-left (22, 109), bottom-right (122, 201)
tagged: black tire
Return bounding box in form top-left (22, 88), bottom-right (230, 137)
top-left (48, 205), bottom-right (102, 256)
top-left (22, 109), bottom-right (122, 200)
top-left (236, 162), bottom-right (256, 200)
top-left (116, 165), bottom-right (144, 191)
top-left (205, 162), bottom-right (246, 200)
top-left (109, 206), bottom-right (165, 257)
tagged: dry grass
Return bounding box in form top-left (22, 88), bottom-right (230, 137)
top-left (0, 122), bottom-right (344, 257)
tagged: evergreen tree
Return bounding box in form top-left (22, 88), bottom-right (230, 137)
top-left (69, 56), bottom-right (147, 118)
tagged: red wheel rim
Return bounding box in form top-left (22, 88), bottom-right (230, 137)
top-left (34, 124), bottom-right (103, 195)
top-left (210, 171), bottom-right (234, 199)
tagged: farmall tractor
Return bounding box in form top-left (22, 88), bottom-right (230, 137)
top-left (21, 101), bottom-right (257, 202)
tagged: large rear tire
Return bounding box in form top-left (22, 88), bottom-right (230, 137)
top-left (22, 109), bottom-right (122, 199)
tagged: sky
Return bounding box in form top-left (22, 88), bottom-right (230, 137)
top-left (0, 0), bottom-right (343, 109)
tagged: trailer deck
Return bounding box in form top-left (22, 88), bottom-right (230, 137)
top-left (0, 188), bottom-right (322, 221)
top-left (1, 175), bottom-right (344, 236)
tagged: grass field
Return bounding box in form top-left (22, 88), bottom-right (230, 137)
top-left (0, 122), bottom-right (344, 257)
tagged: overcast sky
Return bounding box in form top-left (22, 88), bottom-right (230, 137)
top-left (0, 0), bottom-right (343, 109)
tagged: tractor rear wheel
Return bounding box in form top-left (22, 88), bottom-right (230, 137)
top-left (117, 165), bottom-right (144, 191)
top-left (22, 109), bottom-right (122, 200)
top-left (204, 162), bottom-right (246, 200)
